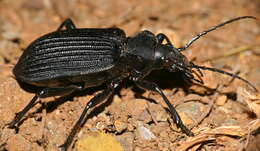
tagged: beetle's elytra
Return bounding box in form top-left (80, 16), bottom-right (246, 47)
top-left (9, 16), bottom-right (257, 151)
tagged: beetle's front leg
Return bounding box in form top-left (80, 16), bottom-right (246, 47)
top-left (8, 85), bottom-right (83, 129)
top-left (59, 79), bottom-right (121, 151)
top-left (156, 33), bottom-right (173, 46)
top-left (57, 18), bottom-right (76, 31)
top-left (135, 80), bottom-right (194, 136)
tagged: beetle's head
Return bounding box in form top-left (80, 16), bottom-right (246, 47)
top-left (154, 44), bottom-right (201, 84)
top-left (155, 44), bottom-right (190, 72)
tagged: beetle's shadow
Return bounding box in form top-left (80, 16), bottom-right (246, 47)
top-left (131, 69), bottom-right (194, 99)
top-left (145, 69), bottom-right (191, 89)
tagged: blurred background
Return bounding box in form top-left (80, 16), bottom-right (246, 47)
top-left (0, 0), bottom-right (259, 151)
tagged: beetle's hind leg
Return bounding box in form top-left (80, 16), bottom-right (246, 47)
top-left (135, 80), bottom-right (194, 136)
top-left (57, 18), bottom-right (76, 31)
top-left (8, 85), bottom-right (83, 129)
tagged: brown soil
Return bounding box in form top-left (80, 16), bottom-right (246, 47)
top-left (0, 0), bottom-right (259, 151)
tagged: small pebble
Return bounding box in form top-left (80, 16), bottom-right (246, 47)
top-left (116, 132), bottom-right (134, 151)
top-left (137, 126), bottom-right (156, 140)
top-left (114, 120), bottom-right (127, 133)
top-left (216, 95), bottom-right (227, 106)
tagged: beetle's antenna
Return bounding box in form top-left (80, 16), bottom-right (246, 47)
top-left (177, 16), bottom-right (257, 51)
top-left (192, 64), bottom-right (258, 92)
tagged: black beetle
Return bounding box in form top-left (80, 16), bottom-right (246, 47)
top-left (9, 16), bottom-right (257, 151)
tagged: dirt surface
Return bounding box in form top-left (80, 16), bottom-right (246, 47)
top-left (0, 0), bottom-right (260, 151)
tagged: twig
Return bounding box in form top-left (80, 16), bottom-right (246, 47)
top-left (189, 97), bottom-right (215, 130)
top-left (202, 45), bottom-right (256, 62)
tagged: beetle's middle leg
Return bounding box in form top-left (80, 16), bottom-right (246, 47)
top-left (135, 80), bottom-right (194, 136)
top-left (8, 85), bottom-right (83, 129)
top-left (57, 18), bottom-right (76, 31)
top-left (59, 80), bottom-right (120, 151)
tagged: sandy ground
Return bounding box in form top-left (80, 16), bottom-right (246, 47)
top-left (0, 0), bottom-right (260, 151)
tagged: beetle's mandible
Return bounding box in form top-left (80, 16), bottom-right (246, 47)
top-left (9, 16), bottom-right (258, 151)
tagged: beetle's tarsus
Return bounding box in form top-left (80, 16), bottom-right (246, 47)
top-left (8, 95), bottom-right (39, 128)
top-left (179, 124), bottom-right (194, 136)
top-left (135, 80), bottom-right (194, 136)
